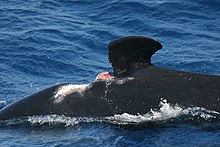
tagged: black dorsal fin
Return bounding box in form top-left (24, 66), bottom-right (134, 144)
top-left (109, 36), bottom-right (162, 77)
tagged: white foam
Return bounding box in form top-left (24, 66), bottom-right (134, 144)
top-left (182, 107), bottom-right (219, 120)
top-left (105, 99), bottom-right (219, 124)
top-left (0, 100), bottom-right (6, 105)
top-left (27, 99), bottom-right (220, 126)
top-left (28, 115), bottom-right (100, 126)
top-left (28, 115), bottom-right (78, 126)
top-left (53, 84), bottom-right (88, 103)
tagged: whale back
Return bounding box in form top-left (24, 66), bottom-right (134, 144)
top-left (109, 36), bottom-right (162, 77)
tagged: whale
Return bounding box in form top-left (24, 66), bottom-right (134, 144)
top-left (0, 36), bottom-right (219, 120)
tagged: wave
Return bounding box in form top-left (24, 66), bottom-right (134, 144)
top-left (0, 100), bottom-right (7, 110)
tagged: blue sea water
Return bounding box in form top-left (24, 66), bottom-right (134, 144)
top-left (0, 0), bottom-right (220, 146)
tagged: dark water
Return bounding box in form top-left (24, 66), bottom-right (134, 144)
top-left (0, 0), bottom-right (220, 146)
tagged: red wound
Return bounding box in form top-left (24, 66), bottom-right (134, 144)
top-left (96, 72), bottom-right (113, 80)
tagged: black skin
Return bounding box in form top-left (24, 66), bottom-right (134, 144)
top-left (0, 65), bottom-right (219, 120)
top-left (0, 36), bottom-right (219, 120)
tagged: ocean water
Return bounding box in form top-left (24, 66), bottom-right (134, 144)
top-left (0, 0), bottom-right (220, 146)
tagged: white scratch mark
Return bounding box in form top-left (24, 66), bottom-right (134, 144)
top-left (53, 84), bottom-right (88, 103)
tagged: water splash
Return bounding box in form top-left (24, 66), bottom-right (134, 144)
top-left (105, 99), bottom-right (219, 125)
top-left (26, 99), bottom-right (219, 127)
top-left (116, 77), bottom-right (134, 85)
